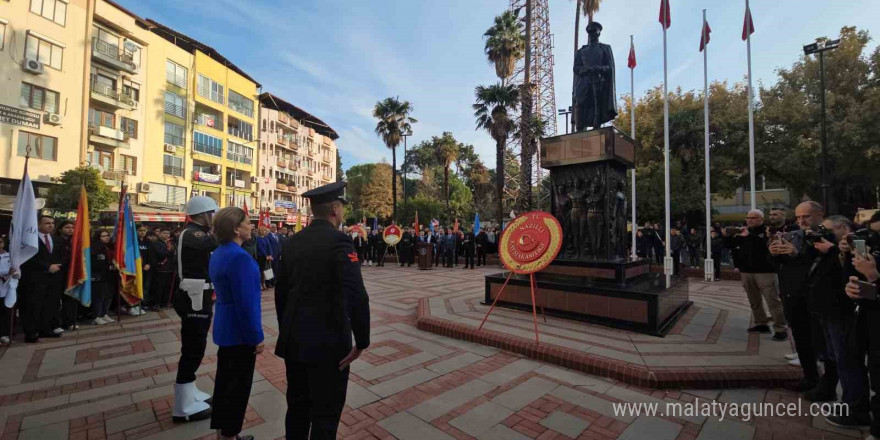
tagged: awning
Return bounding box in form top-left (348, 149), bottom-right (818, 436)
top-left (133, 212), bottom-right (186, 222)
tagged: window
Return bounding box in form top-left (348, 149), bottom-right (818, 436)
top-left (164, 121), bottom-right (184, 146)
top-left (25, 32), bottom-right (63, 69)
top-left (166, 60), bottom-right (187, 88)
top-left (87, 150), bottom-right (112, 170)
top-left (162, 154), bottom-right (183, 177)
top-left (226, 141), bottom-right (253, 165)
top-left (20, 83), bottom-right (59, 113)
top-left (197, 74), bottom-right (224, 104)
top-left (228, 90), bottom-right (253, 117)
top-left (121, 117), bottom-right (137, 139)
top-left (225, 168), bottom-right (245, 187)
top-left (30, 0), bottom-right (66, 26)
top-left (122, 81), bottom-right (139, 103)
top-left (90, 71), bottom-right (116, 98)
top-left (193, 131), bottom-right (222, 157)
top-left (227, 117), bottom-right (253, 141)
top-left (88, 108), bottom-right (115, 128)
top-left (1, 20), bottom-right (6, 51)
top-left (121, 155), bottom-right (136, 176)
top-left (164, 91), bottom-right (185, 118)
top-left (18, 131), bottom-right (56, 160)
top-left (147, 182), bottom-right (186, 206)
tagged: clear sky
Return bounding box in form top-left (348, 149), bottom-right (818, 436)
top-left (116, 0), bottom-right (879, 173)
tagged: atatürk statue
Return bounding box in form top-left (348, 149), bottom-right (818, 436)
top-left (573, 22), bottom-right (617, 132)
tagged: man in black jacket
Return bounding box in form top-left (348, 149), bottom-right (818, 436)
top-left (400, 227), bottom-right (414, 267)
top-left (20, 216), bottom-right (65, 343)
top-left (275, 182), bottom-right (370, 440)
top-left (723, 209), bottom-right (788, 340)
top-left (476, 229), bottom-right (488, 266)
top-left (462, 228), bottom-right (476, 269)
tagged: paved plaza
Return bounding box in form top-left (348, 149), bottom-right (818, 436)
top-left (0, 265), bottom-right (868, 440)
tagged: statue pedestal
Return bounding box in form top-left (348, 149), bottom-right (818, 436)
top-left (482, 126), bottom-right (691, 336)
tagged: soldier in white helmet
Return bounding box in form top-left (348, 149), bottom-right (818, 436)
top-left (172, 196), bottom-right (219, 422)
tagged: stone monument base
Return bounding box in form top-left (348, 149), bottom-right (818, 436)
top-left (484, 269), bottom-right (691, 336)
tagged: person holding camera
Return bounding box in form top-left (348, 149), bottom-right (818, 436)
top-left (842, 211), bottom-right (880, 437)
top-left (723, 209), bottom-right (788, 340)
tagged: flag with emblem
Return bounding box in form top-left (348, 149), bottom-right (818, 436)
top-left (65, 186), bottom-right (92, 306)
top-left (6, 158), bottom-right (39, 308)
top-left (114, 189), bottom-right (143, 306)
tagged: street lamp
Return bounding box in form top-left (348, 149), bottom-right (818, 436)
top-left (557, 107), bottom-right (572, 134)
top-left (803, 38), bottom-right (840, 210)
top-left (401, 128), bottom-right (413, 224)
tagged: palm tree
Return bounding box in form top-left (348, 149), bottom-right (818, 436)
top-left (373, 97), bottom-right (416, 222)
top-left (474, 83), bottom-right (520, 230)
top-left (573, 0), bottom-right (603, 53)
top-left (433, 133), bottom-right (459, 212)
top-left (483, 10), bottom-right (526, 83)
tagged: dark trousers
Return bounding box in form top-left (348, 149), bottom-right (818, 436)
top-left (688, 246), bottom-right (699, 267)
top-left (173, 291), bottom-right (213, 384)
top-left (464, 250), bottom-right (474, 269)
top-left (91, 280), bottom-right (112, 319)
top-left (399, 248), bottom-right (411, 266)
top-left (21, 280), bottom-right (62, 336)
top-left (476, 246), bottom-right (486, 266)
top-left (285, 359), bottom-right (349, 440)
top-left (713, 257), bottom-right (722, 279)
top-left (140, 270), bottom-right (152, 306)
top-left (152, 272), bottom-right (175, 308)
top-left (59, 295), bottom-right (78, 328)
top-left (822, 312), bottom-right (870, 418)
top-left (654, 246), bottom-right (664, 264)
top-left (211, 345), bottom-right (257, 437)
top-left (443, 250), bottom-right (453, 268)
top-left (857, 306), bottom-right (880, 436)
top-left (434, 247), bottom-right (441, 267)
top-left (0, 305), bottom-right (11, 338)
top-left (671, 251), bottom-right (681, 275)
top-left (377, 246), bottom-right (387, 266)
top-left (782, 295), bottom-right (820, 381)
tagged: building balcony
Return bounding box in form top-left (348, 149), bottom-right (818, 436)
top-left (307, 169), bottom-right (314, 177)
top-left (90, 79), bottom-right (135, 111)
top-left (307, 148), bottom-right (315, 157)
top-left (91, 38), bottom-right (138, 74)
top-left (287, 185), bottom-right (297, 193)
top-left (193, 140), bottom-right (222, 158)
top-left (288, 160), bottom-right (297, 170)
top-left (163, 165), bottom-right (184, 177)
top-left (226, 151), bottom-right (253, 165)
top-left (323, 172), bottom-right (332, 181)
top-left (276, 185), bottom-right (293, 194)
top-left (277, 114), bottom-right (299, 131)
top-left (88, 124), bottom-right (129, 149)
top-left (164, 101), bottom-right (186, 119)
top-left (197, 87), bottom-right (224, 105)
top-left (193, 113), bottom-right (223, 131)
top-left (276, 158), bottom-right (287, 168)
top-left (322, 155), bottom-right (331, 165)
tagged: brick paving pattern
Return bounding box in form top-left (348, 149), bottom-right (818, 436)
top-left (0, 265), bottom-right (867, 439)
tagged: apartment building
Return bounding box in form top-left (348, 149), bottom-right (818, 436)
top-left (0, 0), bottom-right (91, 198)
top-left (85, 0), bottom-right (148, 199)
top-left (147, 20), bottom-right (260, 209)
top-left (258, 93), bottom-right (337, 217)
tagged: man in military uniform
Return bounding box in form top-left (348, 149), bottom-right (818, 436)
top-left (171, 196), bottom-right (219, 423)
top-left (275, 182), bottom-right (371, 440)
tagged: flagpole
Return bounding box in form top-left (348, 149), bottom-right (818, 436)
top-left (630, 35), bottom-right (637, 261)
top-left (662, 12), bottom-right (672, 288)
top-left (746, 0), bottom-right (756, 210)
top-left (703, 9), bottom-right (714, 282)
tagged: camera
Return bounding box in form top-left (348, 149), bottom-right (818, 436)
top-left (804, 225), bottom-right (834, 246)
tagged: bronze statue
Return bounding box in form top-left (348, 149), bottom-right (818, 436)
top-left (567, 178), bottom-right (588, 259)
top-left (554, 181), bottom-right (572, 254)
top-left (573, 22), bottom-right (617, 132)
top-left (585, 176), bottom-right (605, 257)
top-left (611, 179), bottom-right (627, 256)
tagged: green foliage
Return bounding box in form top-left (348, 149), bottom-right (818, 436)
top-left (373, 97), bottom-right (417, 220)
top-left (345, 163), bottom-right (396, 224)
top-left (483, 10), bottom-right (525, 81)
top-left (336, 150), bottom-right (343, 183)
top-left (47, 166), bottom-right (114, 219)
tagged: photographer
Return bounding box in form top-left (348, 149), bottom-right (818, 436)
top-left (723, 209), bottom-right (787, 340)
top-left (843, 211), bottom-right (880, 437)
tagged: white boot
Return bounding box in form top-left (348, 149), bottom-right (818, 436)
top-left (192, 383), bottom-right (212, 403)
top-left (172, 382), bottom-right (211, 423)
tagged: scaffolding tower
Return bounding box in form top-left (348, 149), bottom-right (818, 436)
top-left (506, 0), bottom-right (558, 211)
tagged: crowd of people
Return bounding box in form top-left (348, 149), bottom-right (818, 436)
top-left (343, 224), bottom-right (501, 269)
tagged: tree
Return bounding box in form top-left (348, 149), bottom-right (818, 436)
top-left (432, 132), bottom-right (459, 212)
top-left (336, 150), bottom-right (343, 183)
top-left (474, 83), bottom-right (520, 229)
top-left (516, 114), bottom-right (547, 211)
top-left (346, 163), bottom-right (396, 223)
top-left (47, 166), bottom-right (114, 219)
top-left (483, 10), bottom-right (526, 83)
top-left (373, 97), bottom-right (417, 223)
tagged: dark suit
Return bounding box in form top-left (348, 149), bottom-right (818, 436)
top-left (20, 234), bottom-right (65, 337)
top-left (476, 231), bottom-right (488, 266)
top-left (462, 232), bottom-right (475, 269)
top-left (275, 219), bottom-right (370, 440)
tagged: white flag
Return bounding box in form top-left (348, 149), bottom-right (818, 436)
top-left (6, 164), bottom-right (39, 307)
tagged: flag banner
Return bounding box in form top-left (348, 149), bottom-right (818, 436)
top-left (659, 0), bottom-right (671, 29)
top-left (372, 217), bottom-right (378, 231)
top-left (65, 186), bottom-right (92, 306)
top-left (259, 208), bottom-right (271, 228)
top-left (628, 41), bottom-right (637, 69)
top-left (454, 218), bottom-right (459, 233)
top-left (115, 191), bottom-right (143, 306)
top-left (414, 211), bottom-right (419, 231)
top-left (243, 199), bottom-right (250, 217)
top-left (474, 213), bottom-right (481, 235)
top-left (700, 19), bottom-right (712, 51)
top-left (295, 213), bottom-right (302, 233)
top-left (742, 5), bottom-right (754, 40)
top-left (6, 161), bottom-right (39, 307)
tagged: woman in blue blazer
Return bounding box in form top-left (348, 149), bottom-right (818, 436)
top-left (208, 208), bottom-right (264, 440)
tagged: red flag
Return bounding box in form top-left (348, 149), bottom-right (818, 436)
top-left (659, 0), bottom-right (671, 29)
top-left (699, 20), bottom-right (711, 52)
top-left (413, 210), bottom-right (419, 231)
top-left (242, 198), bottom-right (250, 216)
top-left (742, 5), bottom-right (754, 41)
top-left (627, 41), bottom-right (637, 69)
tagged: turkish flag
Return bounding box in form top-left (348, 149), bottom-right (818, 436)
top-left (742, 5), bottom-right (755, 41)
top-left (699, 20), bottom-right (711, 52)
top-left (628, 41), bottom-right (637, 69)
top-left (659, 0), bottom-right (671, 30)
